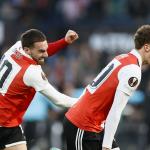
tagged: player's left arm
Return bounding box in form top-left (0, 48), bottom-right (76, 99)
top-left (23, 65), bottom-right (78, 108)
top-left (102, 64), bottom-right (141, 149)
top-left (40, 83), bottom-right (78, 108)
top-left (47, 30), bottom-right (79, 56)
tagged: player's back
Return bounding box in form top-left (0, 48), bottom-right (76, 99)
top-left (0, 41), bottom-right (36, 127)
top-left (66, 51), bottom-right (141, 133)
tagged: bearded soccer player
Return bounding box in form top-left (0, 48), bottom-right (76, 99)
top-left (0, 29), bottom-right (78, 150)
top-left (64, 25), bottom-right (150, 150)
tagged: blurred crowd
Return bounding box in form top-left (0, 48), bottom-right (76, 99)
top-left (0, 0), bottom-right (150, 150)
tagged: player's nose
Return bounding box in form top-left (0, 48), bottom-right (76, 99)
top-left (43, 51), bottom-right (48, 57)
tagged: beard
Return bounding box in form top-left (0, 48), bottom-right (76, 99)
top-left (32, 56), bottom-right (45, 65)
top-left (38, 58), bottom-right (45, 65)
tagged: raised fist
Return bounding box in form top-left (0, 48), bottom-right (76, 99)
top-left (65, 30), bottom-right (79, 44)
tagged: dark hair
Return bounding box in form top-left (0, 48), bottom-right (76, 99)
top-left (134, 25), bottom-right (150, 49)
top-left (21, 29), bottom-right (46, 48)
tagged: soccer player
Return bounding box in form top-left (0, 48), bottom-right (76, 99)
top-left (0, 29), bottom-right (78, 150)
top-left (64, 25), bottom-right (150, 150)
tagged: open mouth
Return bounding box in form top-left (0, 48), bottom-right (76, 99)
top-left (39, 58), bottom-right (44, 61)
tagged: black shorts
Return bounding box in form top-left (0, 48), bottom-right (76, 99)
top-left (63, 117), bottom-right (119, 150)
top-left (0, 125), bottom-right (26, 149)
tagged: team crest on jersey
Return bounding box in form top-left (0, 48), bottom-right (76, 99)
top-left (41, 72), bottom-right (47, 80)
top-left (128, 77), bottom-right (138, 87)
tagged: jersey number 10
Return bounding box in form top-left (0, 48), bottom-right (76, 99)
top-left (0, 60), bottom-right (12, 88)
top-left (87, 59), bottom-right (121, 94)
top-left (0, 57), bottom-right (21, 95)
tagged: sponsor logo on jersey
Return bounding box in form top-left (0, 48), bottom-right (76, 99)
top-left (128, 77), bottom-right (138, 87)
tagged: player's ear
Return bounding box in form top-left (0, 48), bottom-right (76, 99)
top-left (23, 47), bottom-right (31, 55)
top-left (144, 44), bottom-right (150, 52)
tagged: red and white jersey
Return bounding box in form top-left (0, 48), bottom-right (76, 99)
top-left (0, 41), bottom-right (50, 127)
top-left (66, 49), bottom-right (142, 133)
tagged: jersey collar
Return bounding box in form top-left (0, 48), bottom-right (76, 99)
top-left (130, 49), bottom-right (142, 68)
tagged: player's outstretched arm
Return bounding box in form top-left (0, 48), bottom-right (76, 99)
top-left (24, 65), bottom-right (78, 108)
top-left (47, 30), bottom-right (79, 56)
top-left (40, 83), bottom-right (78, 108)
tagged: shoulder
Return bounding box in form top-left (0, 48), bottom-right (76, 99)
top-left (117, 64), bottom-right (141, 95)
top-left (118, 64), bottom-right (141, 78)
top-left (26, 64), bottom-right (42, 72)
top-left (24, 65), bottom-right (43, 81)
top-left (115, 53), bottom-right (139, 66)
top-left (5, 41), bottom-right (21, 56)
top-left (23, 65), bottom-right (49, 91)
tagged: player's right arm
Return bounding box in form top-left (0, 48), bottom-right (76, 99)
top-left (102, 89), bottom-right (129, 150)
top-left (23, 65), bottom-right (78, 108)
top-left (102, 64), bottom-right (141, 149)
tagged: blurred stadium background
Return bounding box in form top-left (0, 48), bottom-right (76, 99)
top-left (0, 0), bottom-right (150, 150)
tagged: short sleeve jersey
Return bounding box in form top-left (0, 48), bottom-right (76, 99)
top-left (0, 41), bottom-right (50, 127)
top-left (66, 49), bottom-right (142, 132)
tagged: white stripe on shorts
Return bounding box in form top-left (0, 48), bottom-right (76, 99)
top-left (19, 125), bottom-right (24, 133)
top-left (75, 128), bottom-right (84, 150)
top-left (6, 141), bottom-right (26, 147)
